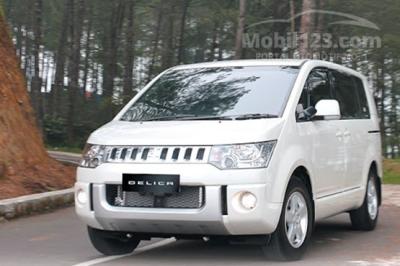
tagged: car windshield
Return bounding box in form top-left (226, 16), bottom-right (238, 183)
top-left (120, 66), bottom-right (300, 122)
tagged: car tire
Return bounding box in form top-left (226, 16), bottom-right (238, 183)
top-left (262, 176), bottom-right (313, 261)
top-left (349, 170), bottom-right (379, 231)
top-left (88, 226), bottom-right (141, 256)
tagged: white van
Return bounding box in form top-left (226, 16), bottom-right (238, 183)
top-left (75, 59), bottom-right (382, 260)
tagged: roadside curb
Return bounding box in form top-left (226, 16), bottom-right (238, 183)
top-left (0, 187), bottom-right (74, 220)
top-left (48, 150), bottom-right (81, 157)
top-left (48, 150), bottom-right (81, 165)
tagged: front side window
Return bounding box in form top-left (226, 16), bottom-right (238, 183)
top-left (121, 66), bottom-right (300, 121)
top-left (307, 70), bottom-right (333, 107)
top-left (298, 68), bottom-right (371, 121)
top-left (297, 69), bottom-right (333, 117)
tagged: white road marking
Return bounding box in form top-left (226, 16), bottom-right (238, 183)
top-left (348, 261), bottom-right (371, 266)
top-left (349, 256), bottom-right (400, 266)
top-left (72, 238), bottom-right (176, 266)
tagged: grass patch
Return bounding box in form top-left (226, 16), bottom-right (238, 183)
top-left (47, 146), bottom-right (82, 154)
top-left (383, 159), bottom-right (400, 184)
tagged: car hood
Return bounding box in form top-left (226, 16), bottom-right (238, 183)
top-left (88, 119), bottom-right (284, 146)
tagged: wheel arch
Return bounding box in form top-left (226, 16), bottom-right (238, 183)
top-left (290, 166), bottom-right (315, 223)
top-left (370, 161), bottom-right (382, 206)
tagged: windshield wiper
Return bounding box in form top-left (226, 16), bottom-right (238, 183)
top-left (140, 114), bottom-right (197, 121)
top-left (180, 115), bottom-right (234, 121)
top-left (142, 115), bottom-right (234, 121)
top-left (139, 113), bottom-right (277, 122)
top-left (181, 113), bottom-right (277, 121)
top-left (233, 113), bottom-right (279, 120)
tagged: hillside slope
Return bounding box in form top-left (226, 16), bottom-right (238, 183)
top-left (0, 13), bottom-right (74, 199)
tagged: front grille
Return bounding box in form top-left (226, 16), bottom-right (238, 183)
top-left (106, 185), bottom-right (205, 209)
top-left (103, 146), bottom-right (211, 164)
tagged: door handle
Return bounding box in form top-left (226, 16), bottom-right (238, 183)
top-left (343, 131), bottom-right (351, 138)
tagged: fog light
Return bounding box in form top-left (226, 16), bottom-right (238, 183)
top-left (76, 189), bottom-right (87, 204)
top-left (240, 192), bottom-right (257, 210)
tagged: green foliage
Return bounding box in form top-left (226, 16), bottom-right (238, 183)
top-left (43, 115), bottom-right (68, 147)
top-left (0, 0), bottom-right (4, 19)
top-left (2, 0), bottom-right (400, 156)
top-left (384, 159), bottom-right (400, 184)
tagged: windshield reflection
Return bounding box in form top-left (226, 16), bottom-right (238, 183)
top-left (121, 66), bottom-right (299, 122)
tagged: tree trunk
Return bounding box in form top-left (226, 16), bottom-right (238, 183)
top-left (176, 0), bottom-right (190, 64)
top-left (147, 2), bottom-right (164, 82)
top-left (15, 20), bottom-right (22, 58)
top-left (299, 0), bottom-right (316, 58)
top-left (218, 26), bottom-right (224, 61)
top-left (161, 3), bottom-right (175, 70)
top-left (50, 0), bottom-right (71, 117)
top-left (208, 22), bottom-right (218, 61)
top-left (67, 0), bottom-right (85, 145)
top-left (290, 0), bottom-right (296, 33)
top-left (82, 2), bottom-right (93, 95)
top-left (289, 0), bottom-right (296, 57)
top-left (315, 0), bottom-right (325, 57)
top-left (23, 14), bottom-right (32, 78)
top-left (377, 59), bottom-right (386, 156)
top-left (234, 0), bottom-right (246, 59)
top-left (122, 0), bottom-right (136, 104)
top-left (92, 63), bottom-right (99, 94)
top-left (102, 0), bottom-right (125, 99)
top-left (390, 76), bottom-right (397, 158)
top-left (31, 0), bottom-right (43, 128)
top-left (0, 12), bottom-right (74, 199)
top-left (271, 1), bottom-right (289, 58)
top-left (315, 0), bottom-right (324, 33)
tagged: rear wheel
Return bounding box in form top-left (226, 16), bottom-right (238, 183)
top-left (262, 177), bottom-right (313, 261)
top-left (88, 226), bottom-right (141, 255)
top-left (350, 170), bottom-right (379, 230)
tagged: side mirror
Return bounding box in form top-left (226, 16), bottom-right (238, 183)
top-left (297, 105), bottom-right (317, 121)
top-left (315, 99), bottom-right (341, 120)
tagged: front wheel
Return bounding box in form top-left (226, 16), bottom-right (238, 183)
top-left (262, 176), bottom-right (313, 261)
top-left (88, 226), bottom-right (141, 255)
top-left (349, 170), bottom-right (380, 230)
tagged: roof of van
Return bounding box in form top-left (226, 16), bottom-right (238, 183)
top-left (171, 59), bottom-right (365, 79)
top-left (173, 59), bottom-right (308, 70)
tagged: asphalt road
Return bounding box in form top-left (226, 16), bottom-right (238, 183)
top-left (0, 204), bottom-right (399, 266)
top-left (39, 151), bottom-right (400, 265)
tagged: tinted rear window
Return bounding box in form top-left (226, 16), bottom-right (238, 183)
top-left (331, 71), bottom-right (360, 119)
top-left (353, 77), bottom-right (370, 119)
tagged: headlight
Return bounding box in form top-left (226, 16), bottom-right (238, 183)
top-left (80, 144), bottom-right (106, 168)
top-left (208, 141), bottom-right (276, 169)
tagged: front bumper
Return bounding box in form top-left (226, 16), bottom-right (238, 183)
top-left (75, 164), bottom-right (282, 235)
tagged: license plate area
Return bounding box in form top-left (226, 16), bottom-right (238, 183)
top-left (122, 174), bottom-right (180, 196)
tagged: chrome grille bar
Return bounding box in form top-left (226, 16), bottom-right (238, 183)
top-left (104, 146), bottom-right (211, 164)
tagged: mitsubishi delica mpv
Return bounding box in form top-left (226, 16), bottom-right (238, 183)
top-left (75, 59), bottom-right (382, 260)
